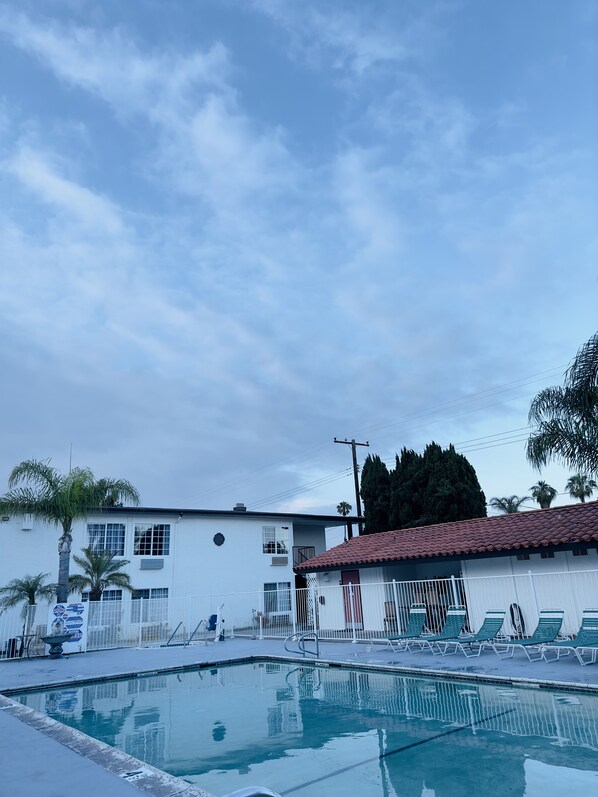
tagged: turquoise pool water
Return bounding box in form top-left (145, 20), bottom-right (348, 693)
top-left (13, 662), bottom-right (598, 796)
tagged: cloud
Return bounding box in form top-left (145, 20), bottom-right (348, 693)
top-left (9, 146), bottom-right (127, 237)
top-left (0, 7), bottom-right (229, 122)
top-left (250, 0), bottom-right (428, 75)
top-left (0, 2), bottom-right (596, 516)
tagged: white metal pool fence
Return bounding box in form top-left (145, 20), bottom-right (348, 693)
top-left (1, 568), bottom-right (598, 658)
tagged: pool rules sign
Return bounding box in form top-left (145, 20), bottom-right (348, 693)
top-left (47, 602), bottom-right (89, 653)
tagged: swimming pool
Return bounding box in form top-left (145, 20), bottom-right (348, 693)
top-left (12, 661), bottom-right (598, 796)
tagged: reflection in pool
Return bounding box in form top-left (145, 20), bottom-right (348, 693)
top-left (13, 662), bottom-right (598, 796)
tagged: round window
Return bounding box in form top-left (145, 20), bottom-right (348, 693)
top-left (213, 533), bottom-right (225, 547)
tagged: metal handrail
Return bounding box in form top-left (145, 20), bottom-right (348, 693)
top-left (284, 631), bottom-right (319, 658)
top-left (165, 621), bottom-right (183, 646)
top-left (225, 788), bottom-right (282, 797)
top-left (187, 618), bottom-right (205, 645)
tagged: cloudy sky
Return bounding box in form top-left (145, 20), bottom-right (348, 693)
top-left (1, 0), bottom-right (596, 521)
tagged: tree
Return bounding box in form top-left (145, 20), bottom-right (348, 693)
top-left (529, 481), bottom-right (558, 509)
top-left (361, 442), bottom-right (486, 533)
top-left (527, 332), bottom-right (598, 475)
top-left (336, 501), bottom-right (353, 540)
top-left (69, 547), bottom-right (133, 602)
top-left (566, 473), bottom-right (597, 503)
top-left (336, 501), bottom-right (352, 516)
top-left (0, 573), bottom-right (56, 635)
top-left (0, 460), bottom-right (139, 603)
top-left (489, 495), bottom-right (530, 514)
top-left (360, 454), bottom-right (390, 534)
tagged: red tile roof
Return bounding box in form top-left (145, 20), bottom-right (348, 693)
top-left (295, 502), bottom-right (598, 572)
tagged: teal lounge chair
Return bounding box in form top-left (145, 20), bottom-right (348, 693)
top-left (435, 610), bottom-right (506, 657)
top-left (371, 603), bottom-right (427, 652)
top-left (542, 609), bottom-right (598, 666)
top-left (406, 605), bottom-right (467, 653)
top-left (494, 609), bottom-right (564, 661)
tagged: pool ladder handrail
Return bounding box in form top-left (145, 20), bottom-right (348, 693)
top-left (164, 619), bottom-right (208, 647)
top-left (284, 631), bottom-right (320, 658)
top-left (225, 788), bottom-right (282, 797)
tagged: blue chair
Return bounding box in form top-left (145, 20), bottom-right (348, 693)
top-left (494, 609), bottom-right (564, 661)
top-left (436, 610), bottom-right (506, 657)
top-left (542, 609), bottom-right (598, 665)
top-left (406, 605), bottom-right (467, 652)
top-left (371, 603), bottom-right (427, 652)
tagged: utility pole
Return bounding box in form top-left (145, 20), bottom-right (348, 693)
top-left (334, 438), bottom-right (369, 536)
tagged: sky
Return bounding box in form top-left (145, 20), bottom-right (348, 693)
top-left (0, 0), bottom-right (597, 526)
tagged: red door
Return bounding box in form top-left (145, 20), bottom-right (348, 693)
top-left (341, 570), bottom-right (363, 629)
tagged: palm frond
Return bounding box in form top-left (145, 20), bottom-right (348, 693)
top-left (566, 332), bottom-right (598, 388)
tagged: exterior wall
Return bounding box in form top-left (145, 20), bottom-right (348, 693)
top-left (0, 511), bottom-right (331, 640)
top-left (310, 549), bottom-right (598, 636)
top-left (462, 549), bottom-right (598, 635)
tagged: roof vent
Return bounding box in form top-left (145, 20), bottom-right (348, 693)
top-left (233, 502), bottom-right (247, 512)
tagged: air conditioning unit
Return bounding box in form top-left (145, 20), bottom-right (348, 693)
top-left (21, 515), bottom-right (33, 530)
top-left (271, 556), bottom-right (288, 566)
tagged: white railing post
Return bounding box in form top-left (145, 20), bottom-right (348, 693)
top-left (392, 579), bottom-right (401, 634)
top-left (349, 583), bottom-right (357, 644)
top-left (291, 585), bottom-right (297, 636)
top-left (528, 570), bottom-right (540, 617)
top-left (138, 598), bottom-right (143, 646)
top-left (450, 575), bottom-right (459, 607)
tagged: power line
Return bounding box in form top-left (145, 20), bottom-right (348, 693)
top-left (181, 363), bottom-right (568, 508)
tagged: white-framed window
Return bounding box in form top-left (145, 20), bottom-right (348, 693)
top-left (134, 524), bottom-right (170, 556)
top-left (262, 526), bottom-right (289, 555)
top-left (82, 589), bottom-right (123, 626)
top-left (131, 588), bottom-right (169, 623)
top-left (87, 523), bottom-right (126, 555)
top-left (264, 582), bottom-right (291, 614)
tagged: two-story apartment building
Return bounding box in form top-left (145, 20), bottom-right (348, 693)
top-left (1, 503), bottom-right (352, 648)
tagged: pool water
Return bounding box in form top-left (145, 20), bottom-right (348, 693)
top-left (13, 662), bottom-right (598, 796)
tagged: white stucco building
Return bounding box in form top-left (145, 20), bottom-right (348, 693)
top-left (295, 501), bottom-right (598, 637)
top-left (1, 503), bottom-right (351, 649)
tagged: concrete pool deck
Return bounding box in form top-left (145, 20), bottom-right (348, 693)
top-left (2, 637), bottom-right (598, 797)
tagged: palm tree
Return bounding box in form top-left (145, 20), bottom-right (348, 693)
top-left (566, 473), bottom-right (597, 503)
top-left (0, 460), bottom-right (139, 603)
top-left (527, 332), bottom-right (598, 475)
top-left (0, 573), bottom-right (56, 635)
top-left (529, 481), bottom-right (558, 509)
top-left (336, 501), bottom-right (352, 516)
top-left (489, 495), bottom-right (530, 514)
top-left (69, 547), bottom-right (133, 602)
top-left (337, 501), bottom-right (353, 541)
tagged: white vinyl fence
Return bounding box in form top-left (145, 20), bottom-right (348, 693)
top-left (2, 568), bottom-right (597, 659)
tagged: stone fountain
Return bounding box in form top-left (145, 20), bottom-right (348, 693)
top-left (40, 632), bottom-right (75, 658)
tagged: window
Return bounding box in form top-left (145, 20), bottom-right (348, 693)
top-left (87, 523), bottom-right (125, 555)
top-left (516, 553), bottom-right (530, 561)
top-left (134, 524), bottom-right (170, 556)
top-left (264, 582), bottom-right (291, 614)
top-left (572, 548), bottom-right (588, 557)
top-left (262, 526), bottom-right (289, 555)
top-left (82, 589), bottom-right (123, 626)
top-left (131, 588), bottom-right (169, 623)
top-left (540, 551), bottom-right (555, 559)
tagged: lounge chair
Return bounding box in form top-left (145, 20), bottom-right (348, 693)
top-left (542, 609), bottom-right (598, 666)
top-left (406, 605), bottom-right (467, 652)
top-left (435, 610), bottom-right (506, 657)
top-left (371, 603), bottom-right (427, 652)
top-left (493, 609), bottom-right (564, 661)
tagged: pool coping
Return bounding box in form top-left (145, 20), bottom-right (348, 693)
top-left (3, 651), bottom-right (598, 797)
top-left (4, 652), bottom-right (598, 697)
top-left (0, 691), bottom-right (216, 797)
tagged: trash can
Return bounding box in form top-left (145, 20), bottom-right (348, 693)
top-left (7, 638), bottom-right (18, 658)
